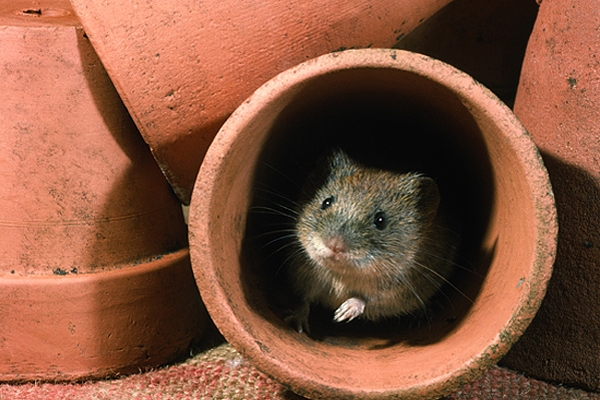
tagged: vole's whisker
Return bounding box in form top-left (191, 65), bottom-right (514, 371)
top-left (416, 239), bottom-right (480, 278)
top-left (277, 247), bottom-right (306, 277)
top-left (250, 228), bottom-right (296, 242)
top-left (401, 276), bottom-right (432, 328)
top-left (421, 252), bottom-right (480, 278)
top-left (413, 261), bottom-right (473, 304)
top-left (249, 205), bottom-right (297, 220)
top-left (410, 264), bottom-right (455, 308)
top-left (258, 161), bottom-right (304, 189)
top-left (254, 186), bottom-right (300, 208)
top-left (262, 233), bottom-right (297, 250)
top-left (264, 239), bottom-right (299, 260)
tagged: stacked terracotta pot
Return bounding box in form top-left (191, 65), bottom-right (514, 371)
top-left (0, 0), bottom-right (205, 381)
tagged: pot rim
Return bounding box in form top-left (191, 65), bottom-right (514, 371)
top-left (0, 248), bottom-right (206, 382)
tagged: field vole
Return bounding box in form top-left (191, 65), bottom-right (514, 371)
top-left (285, 149), bottom-right (459, 333)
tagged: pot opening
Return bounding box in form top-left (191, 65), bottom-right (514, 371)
top-left (240, 68), bottom-right (495, 347)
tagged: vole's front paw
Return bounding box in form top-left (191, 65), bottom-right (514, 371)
top-left (333, 297), bottom-right (366, 323)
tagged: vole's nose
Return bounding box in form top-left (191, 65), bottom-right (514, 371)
top-left (326, 236), bottom-right (347, 254)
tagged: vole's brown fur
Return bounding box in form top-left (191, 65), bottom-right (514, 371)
top-left (287, 149), bottom-right (458, 333)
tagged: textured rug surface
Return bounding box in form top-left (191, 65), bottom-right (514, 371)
top-left (1, 341), bottom-right (599, 400)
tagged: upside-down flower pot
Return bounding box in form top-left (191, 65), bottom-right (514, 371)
top-left (0, 0), bottom-right (206, 381)
top-left (500, 0), bottom-right (600, 392)
top-left (188, 49), bottom-right (557, 399)
top-left (69, 0), bottom-right (456, 204)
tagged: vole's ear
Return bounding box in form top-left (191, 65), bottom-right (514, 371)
top-left (327, 148), bottom-right (359, 179)
top-left (298, 149), bottom-right (358, 203)
top-left (415, 176), bottom-right (440, 223)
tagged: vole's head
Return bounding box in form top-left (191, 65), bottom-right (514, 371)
top-left (296, 150), bottom-right (440, 273)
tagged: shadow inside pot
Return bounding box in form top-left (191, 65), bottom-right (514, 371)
top-left (240, 72), bottom-right (496, 349)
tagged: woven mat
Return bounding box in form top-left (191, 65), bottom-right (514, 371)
top-left (1, 340), bottom-right (598, 400)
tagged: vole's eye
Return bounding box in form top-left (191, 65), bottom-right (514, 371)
top-left (321, 196), bottom-right (335, 210)
top-left (374, 211), bottom-right (387, 230)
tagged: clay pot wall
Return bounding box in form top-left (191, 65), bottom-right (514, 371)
top-left (0, 0), bottom-right (206, 381)
top-left (69, 0), bottom-right (456, 204)
top-left (500, 0), bottom-right (600, 391)
top-left (188, 49), bottom-right (557, 399)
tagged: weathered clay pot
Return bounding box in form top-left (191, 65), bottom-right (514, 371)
top-left (69, 0), bottom-right (456, 204)
top-left (0, 0), bottom-right (206, 381)
top-left (500, 0), bottom-right (600, 392)
top-left (189, 49), bottom-right (557, 399)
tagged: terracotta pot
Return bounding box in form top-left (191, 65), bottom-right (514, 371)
top-left (0, 0), bottom-right (206, 381)
top-left (500, 0), bottom-right (600, 392)
top-left (189, 49), bottom-right (557, 399)
top-left (69, 0), bottom-right (456, 204)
